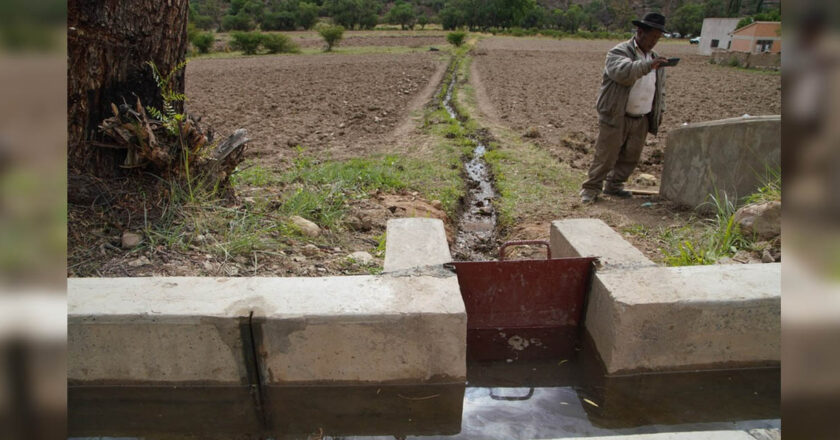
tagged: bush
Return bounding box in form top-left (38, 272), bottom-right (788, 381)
top-left (261, 11), bottom-right (296, 31)
top-left (261, 33), bottom-right (299, 54)
top-left (231, 31), bottom-right (263, 55)
top-left (319, 25), bottom-right (345, 52)
top-left (222, 13), bottom-right (255, 31)
top-left (191, 31), bottom-right (215, 54)
top-left (446, 31), bottom-right (466, 47)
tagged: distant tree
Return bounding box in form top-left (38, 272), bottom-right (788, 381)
top-left (325, 0), bottom-right (380, 30)
top-left (319, 24), bottom-right (344, 51)
top-left (736, 7), bottom-right (780, 29)
top-left (222, 12), bottom-right (256, 31)
top-left (606, 0), bottom-right (634, 31)
top-left (417, 14), bottom-right (429, 29)
top-left (671, 3), bottom-right (704, 36)
top-left (296, 2), bottom-right (320, 29)
top-left (439, 3), bottom-right (465, 29)
top-left (704, 0), bottom-right (729, 18)
top-left (558, 4), bottom-right (585, 33)
top-left (386, 1), bottom-right (417, 30)
top-left (521, 5), bottom-right (547, 29)
top-left (261, 11), bottom-right (297, 30)
top-left (583, 0), bottom-right (609, 31)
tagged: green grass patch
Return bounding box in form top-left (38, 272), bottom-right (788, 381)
top-left (743, 167), bottom-right (781, 205)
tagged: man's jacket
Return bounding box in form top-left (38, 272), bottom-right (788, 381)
top-left (595, 38), bottom-right (666, 135)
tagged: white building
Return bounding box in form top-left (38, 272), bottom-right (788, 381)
top-left (698, 17), bottom-right (741, 55)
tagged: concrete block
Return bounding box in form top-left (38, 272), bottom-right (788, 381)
top-left (550, 219), bottom-right (655, 270)
top-left (548, 431), bottom-right (758, 440)
top-left (256, 274), bottom-right (466, 384)
top-left (586, 264), bottom-right (780, 374)
top-left (69, 275), bottom-right (466, 385)
top-left (384, 218), bottom-right (452, 272)
top-left (661, 116), bottom-right (780, 212)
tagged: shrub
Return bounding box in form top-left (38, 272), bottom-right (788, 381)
top-left (417, 15), bottom-right (428, 29)
top-left (728, 57), bottom-right (741, 68)
top-left (261, 11), bottom-right (296, 31)
top-left (191, 32), bottom-right (215, 54)
top-left (222, 13), bottom-right (255, 31)
top-left (231, 31), bottom-right (263, 55)
top-left (261, 33), bottom-right (299, 54)
top-left (319, 25), bottom-right (345, 52)
top-left (446, 31), bottom-right (466, 47)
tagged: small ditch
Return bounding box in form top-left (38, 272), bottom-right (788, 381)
top-left (441, 62), bottom-right (499, 261)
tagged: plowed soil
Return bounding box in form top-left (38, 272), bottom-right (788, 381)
top-left (185, 52), bottom-right (446, 166)
top-left (471, 37), bottom-right (781, 174)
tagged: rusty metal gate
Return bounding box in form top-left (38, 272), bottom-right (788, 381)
top-left (447, 241), bottom-right (597, 361)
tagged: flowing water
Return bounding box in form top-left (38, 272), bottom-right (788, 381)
top-left (443, 66), bottom-right (499, 261)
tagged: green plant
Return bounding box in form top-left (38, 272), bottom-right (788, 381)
top-left (145, 60), bottom-right (188, 134)
top-left (728, 57), bottom-right (741, 68)
top-left (318, 25), bottom-right (344, 51)
top-left (446, 31), bottom-right (466, 47)
top-left (261, 33), bottom-right (299, 54)
top-left (230, 31), bottom-right (263, 55)
top-left (191, 32), bottom-right (215, 54)
top-left (744, 167), bottom-right (781, 205)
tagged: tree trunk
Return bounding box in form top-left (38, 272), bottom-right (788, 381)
top-left (67, 0), bottom-right (188, 176)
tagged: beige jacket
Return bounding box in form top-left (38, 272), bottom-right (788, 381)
top-left (595, 38), bottom-right (666, 135)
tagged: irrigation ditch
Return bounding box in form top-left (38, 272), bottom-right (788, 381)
top-left (437, 53), bottom-right (502, 262)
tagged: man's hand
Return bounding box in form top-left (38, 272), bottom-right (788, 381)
top-left (651, 57), bottom-right (669, 70)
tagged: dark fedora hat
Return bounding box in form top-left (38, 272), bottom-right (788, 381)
top-left (632, 12), bottom-right (667, 32)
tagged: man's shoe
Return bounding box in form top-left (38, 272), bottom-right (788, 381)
top-left (580, 192), bottom-right (597, 205)
top-left (603, 188), bottom-right (632, 199)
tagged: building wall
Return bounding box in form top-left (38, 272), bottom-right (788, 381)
top-left (698, 18), bottom-right (741, 56)
top-left (731, 22), bottom-right (781, 54)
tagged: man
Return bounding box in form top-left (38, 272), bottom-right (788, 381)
top-left (580, 12), bottom-right (668, 204)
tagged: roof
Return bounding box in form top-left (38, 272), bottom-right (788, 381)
top-left (732, 21), bottom-right (781, 35)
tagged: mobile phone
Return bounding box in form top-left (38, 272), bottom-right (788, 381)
top-left (661, 57), bottom-right (680, 67)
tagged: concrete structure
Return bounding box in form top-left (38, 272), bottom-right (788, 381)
top-left (384, 217), bottom-right (452, 272)
top-left (661, 116), bottom-right (780, 212)
top-left (730, 21), bottom-right (781, 54)
top-left (549, 219), bottom-right (655, 271)
top-left (69, 274), bottom-right (466, 385)
top-left (698, 17), bottom-right (741, 55)
top-left (550, 219), bottom-right (781, 375)
top-left (550, 431), bottom-right (775, 440)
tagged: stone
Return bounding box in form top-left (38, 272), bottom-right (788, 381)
top-left (302, 244), bottom-right (320, 256)
top-left (431, 200), bottom-right (443, 210)
top-left (550, 219), bottom-right (656, 271)
top-left (121, 231), bottom-right (142, 249)
top-left (660, 115), bottom-right (780, 212)
top-left (290, 215), bottom-right (320, 237)
top-left (128, 256), bottom-right (151, 267)
top-left (734, 201), bottom-right (781, 240)
top-left (383, 218), bottom-right (452, 273)
top-left (349, 251), bottom-right (373, 265)
top-left (634, 173), bottom-right (657, 186)
top-left (761, 249), bottom-right (775, 263)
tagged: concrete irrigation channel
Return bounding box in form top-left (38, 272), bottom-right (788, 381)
top-left (68, 52), bottom-right (781, 439)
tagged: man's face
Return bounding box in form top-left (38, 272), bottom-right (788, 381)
top-left (636, 27), bottom-right (663, 53)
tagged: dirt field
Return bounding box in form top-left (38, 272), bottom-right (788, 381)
top-left (467, 37), bottom-right (781, 260)
top-left (186, 52), bottom-right (447, 166)
top-left (471, 37), bottom-right (781, 174)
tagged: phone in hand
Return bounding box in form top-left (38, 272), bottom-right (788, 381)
top-left (661, 57), bottom-right (680, 67)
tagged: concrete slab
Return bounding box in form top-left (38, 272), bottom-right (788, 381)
top-left (548, 431), bottom-right (758, 440)
top-left (384, 218), bottom-right (452, 272)
top-left (661, 115), bottom-right (780, 212)
top-left (550, 219), bottom-right (655, 270)
top-left (68, 275), bottom-right (466, 385)
top-left (587, 264), bottom-right (781, 374)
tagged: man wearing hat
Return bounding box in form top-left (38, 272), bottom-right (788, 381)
top-left (580, 12), bottom-right (669, 204)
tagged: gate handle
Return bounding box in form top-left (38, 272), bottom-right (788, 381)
top-left (499, 240), bottom-right (551, 261)
top-left (489, 387), bottom-right (535, 401)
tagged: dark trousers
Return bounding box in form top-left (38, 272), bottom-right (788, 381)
top-left (581, 115), bottom-right (649, 194)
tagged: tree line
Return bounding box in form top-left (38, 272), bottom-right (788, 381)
top-left (189, 0), bottom-right (780, 35)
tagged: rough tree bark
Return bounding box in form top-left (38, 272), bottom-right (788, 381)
top-left (67, 0), bottom-right (188, 176)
